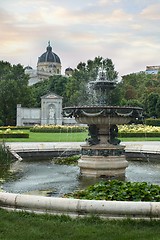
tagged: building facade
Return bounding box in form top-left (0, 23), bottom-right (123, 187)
top-left (145, 65), bottom-right (160, 74)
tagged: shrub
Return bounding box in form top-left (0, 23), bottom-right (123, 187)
top-left (0, 126), bottom-right (30, 130)
top-left (0, 129), bottom-right (29, 138)
top-left (118, 132), bottom-right (160, 137)
top-left (145, 118), bottom-right (160, 126)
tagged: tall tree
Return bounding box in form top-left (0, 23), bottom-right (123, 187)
top-left (0, 61), bottom-right (34, 125)
top-left (66, 56), bottom-right (118, 106)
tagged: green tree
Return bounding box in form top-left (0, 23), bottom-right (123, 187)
top-left (49, 75), bottom-right (68, 104)
top-left (66, 56), bottom-right (118, 106)
top-left (0, 61), bottom-right (34, 125)
top-left (120, 71), bottom-right (160, 117)
top-left (144, 92), bottom-right (160, 118)
top-left (31, 75), bottom-right (69, 107)
top-left (31, 79), bottom-right (50, 107)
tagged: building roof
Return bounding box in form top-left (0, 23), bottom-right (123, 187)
top-left (41, 92), bottom-right (63, 99)
top-left (38, 42), bottom-right (61, 64)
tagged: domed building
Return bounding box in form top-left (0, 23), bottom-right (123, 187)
top-left (37, 41), bottom-right (61, 80)
top-left (25, 41), bottom-right (73, 85)
top-left (65, 67), bottom-right (73, 77)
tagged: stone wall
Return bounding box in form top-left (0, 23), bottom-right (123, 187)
top-left (16, 92), bottom-right (76, 126)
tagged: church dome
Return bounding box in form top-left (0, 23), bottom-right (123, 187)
top-left (65, 67), bottom-right (73, 76)
top-left (24, 65), bottom-right (33, 70)
top-left (38, 42), bottom-right (61, 64)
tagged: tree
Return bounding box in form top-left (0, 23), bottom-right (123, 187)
top-left (66, 56), bottom-right (118, 106)
top-left (49, 75), bottom-right (68, 104)
top-left (31, 75), bottom-right (69, 107)
top-left (0, 61), bottom-right (34, 125)
top-left (120, 71), bottom-right (160, 117)
top-left (30, 79), bottom-right (51, 107)
top-left (144, 92), bottom-right (160, 118)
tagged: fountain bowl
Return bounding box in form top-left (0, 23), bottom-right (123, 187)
top-left (63, 105), bottom-right (142, 125)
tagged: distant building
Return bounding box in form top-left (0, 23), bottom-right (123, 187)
top-left (25, 41), bottom-right (73, 85)
top-left (37, 41), bottom-right (61, 80)
top-left (65, 67), bottom-right (73, 77)
top-left (145, 65), bottom-right (160, 74)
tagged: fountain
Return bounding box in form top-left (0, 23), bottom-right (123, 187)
top-left (63, 65), bottom-right (143, 178)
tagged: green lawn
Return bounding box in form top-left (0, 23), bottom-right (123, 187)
top-left (1, 130), bottom-right (160, 142)
top-left (0, 209), bottom-right (160, 240)
top-left (0, 131), bottom-right (88, 142)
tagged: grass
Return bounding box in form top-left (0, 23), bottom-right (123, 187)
top-left (0, 130), bottom-right (160, 142)
top-left (0, 131), bottom-right (88, 142)
top-left (0, 209), bottom-right (160, 240)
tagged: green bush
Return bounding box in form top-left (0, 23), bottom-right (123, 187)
top-left (0, 133), bottom-right (29, 138)
top-left (0, 126), bottom-right (30, 130)
top-left (118, 132), bottom-right (160, 137)
top-left (66, 180), bottom-right (160, 202)
top-left (145, 118), bottom-right (160, 126)
top-left (0, 119), bottom-right (3, 126)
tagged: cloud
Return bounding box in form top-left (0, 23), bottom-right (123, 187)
top-left (0, 0), bottom-right (160, 76)
top-left (140, 3), bottom-right (160, 19)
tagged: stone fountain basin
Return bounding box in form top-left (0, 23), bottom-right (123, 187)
top-left (76, 116), bottom-right (131, 125)
top-left (63, 106), bottom-right (142, 125)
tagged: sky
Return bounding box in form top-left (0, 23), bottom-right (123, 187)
top-left (1, 0), bottom-right (160, 78)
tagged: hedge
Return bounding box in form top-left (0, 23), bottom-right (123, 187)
top-left (0, 133), bottom-right (29, 138)
top-left (145, 118), bottom-right (160, 126)
top-left (30, 125), bottom-right (87, 133)
top-left (0, 126), bottom-right (30, 130)
top-left (118, 132), bottom-right (160, 138)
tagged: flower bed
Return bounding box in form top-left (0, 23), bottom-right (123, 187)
top-left (118, 124), bottom-right (160, 137)
top-left (0, 129), bottom-right (29, 138)
top-left (30, 125), bottom-right (87, 133)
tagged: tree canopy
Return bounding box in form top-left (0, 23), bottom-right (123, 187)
top-left (1, 57), bottom-right (160, 126)
top-left (0, 61), bottom-right (34, 125)
top-left (65, 56), bottom-right (118, 106)
top-left (118, 71), bottom-right (160, 117)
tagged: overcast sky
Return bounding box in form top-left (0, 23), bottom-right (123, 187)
top-left (1, 0), bottom-right (160, 77)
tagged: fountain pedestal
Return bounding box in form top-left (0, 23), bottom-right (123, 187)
top-left (79, 144), bottom-right (128, 178)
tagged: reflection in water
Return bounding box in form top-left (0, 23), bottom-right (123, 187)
top-left (2, 160), bottom-right (160, 197)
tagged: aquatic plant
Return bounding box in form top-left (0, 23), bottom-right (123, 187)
top-left (66, 180), bottom-right (160, 202)
top-left (0, 142), bottom-right (12, 165)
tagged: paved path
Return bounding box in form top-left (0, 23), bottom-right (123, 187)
top-left (5, 141), bottom-right (160, 154)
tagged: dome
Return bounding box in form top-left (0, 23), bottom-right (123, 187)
top-left (24, 65), bottom-right (33, 70)
top-left (65, 67), bottom-right (73, 71)
top-left (65, 67), bottom-right (73, 76)
top-left (38, 42), bottom-right (61, 64)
